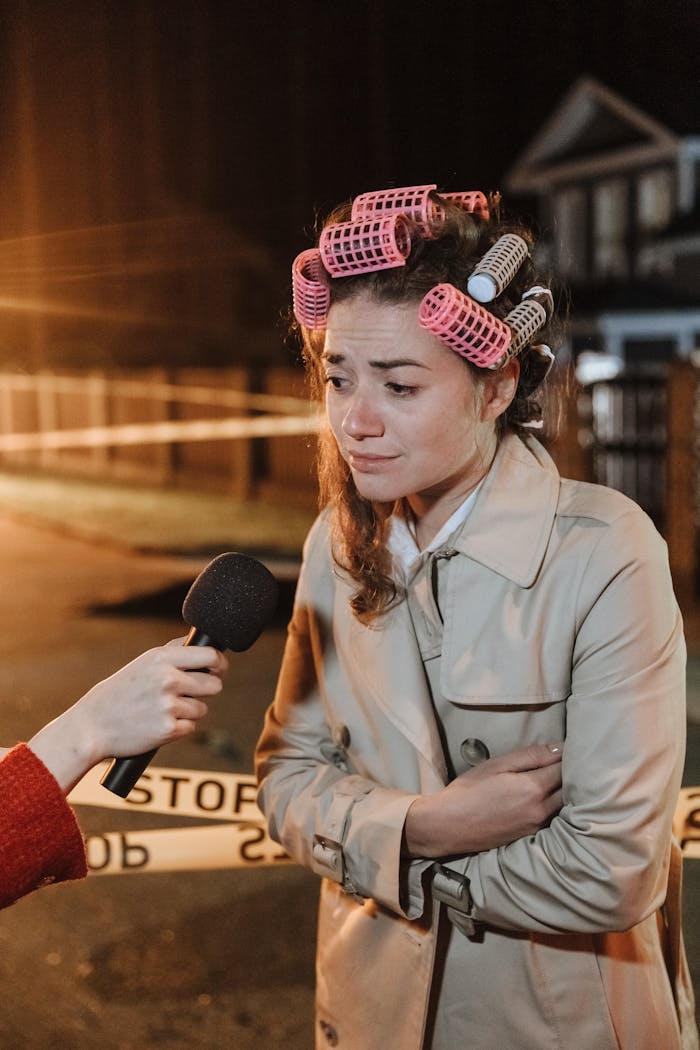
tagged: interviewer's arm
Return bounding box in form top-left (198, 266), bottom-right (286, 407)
top-left (28, 639), bottom-right (227, 793)
top-left (0, 639), bottom-right (227, 908)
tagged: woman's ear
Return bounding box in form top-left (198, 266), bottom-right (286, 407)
top-left (480, 358), bottom-right (520, 422)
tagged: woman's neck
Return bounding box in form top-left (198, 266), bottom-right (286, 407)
top-left (404, 479), bottom-right (480, 550)
top-left (406, 436), bottom-right (497, 550)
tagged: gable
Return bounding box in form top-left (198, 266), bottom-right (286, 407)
top-left (506, 77), bottom-right (680, 192)
top-left (559, 106), bottom-right (653, 162)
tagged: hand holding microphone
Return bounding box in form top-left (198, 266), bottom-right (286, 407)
top-left (100, 553), bottom-right (279, 797)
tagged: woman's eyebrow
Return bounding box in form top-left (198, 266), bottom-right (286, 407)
top-left (321, 352), bottom-right (428, 369)
top-left (368, 358), bottom-right (428, 370)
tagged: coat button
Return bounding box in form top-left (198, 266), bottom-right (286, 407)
top-left (460, 738), bottom-right (490, 766)
top-left (319, 1019), bottom-right (339, 1046)
top-left (332, 724), bottom-right (351, 749)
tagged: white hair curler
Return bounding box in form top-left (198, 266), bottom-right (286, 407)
top-left (467, 234), bottom-right (529, 303)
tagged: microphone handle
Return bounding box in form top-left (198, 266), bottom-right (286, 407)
top-left (100, 629), bottom-right (218, 798)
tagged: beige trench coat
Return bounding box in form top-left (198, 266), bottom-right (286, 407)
top-left (256, 434), bottom-right (698, 1050)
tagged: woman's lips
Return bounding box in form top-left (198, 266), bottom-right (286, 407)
top-left (347, 452), bottom-right (397, 472)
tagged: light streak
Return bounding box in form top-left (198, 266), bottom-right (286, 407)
top-left (0, 372), bottom-right (314, 415)
top-left (0, 213), bottom-right (273, 326)
top-left (0, 413), bottom-right (322, 453)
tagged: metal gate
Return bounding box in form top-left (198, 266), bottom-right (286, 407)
top-left (581, 373), bottom-right (667, 530)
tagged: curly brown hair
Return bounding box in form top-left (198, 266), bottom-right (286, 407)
top-left (297, 190), bottom-right (562, 623)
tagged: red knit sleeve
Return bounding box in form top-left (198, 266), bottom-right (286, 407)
top-left (0, 743), bottom-right (88, 909)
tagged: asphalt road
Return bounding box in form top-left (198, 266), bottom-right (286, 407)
top-left (0, 515), bottom-right (697, 1047)
top-left (0, 516), bottom-right (317, 1049)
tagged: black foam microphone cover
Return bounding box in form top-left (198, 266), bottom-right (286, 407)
top-left (182, 552), bottom-right (279, 651)
top-left (100, 553), bottom-right (279, 797)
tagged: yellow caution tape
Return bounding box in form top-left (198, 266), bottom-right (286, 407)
top-left (0, 412), bottom-right (321, 454)
top-left (71, 766), bottom-right (700, 874)
top-left (70, 763), bottom-right (262, 822)
top-left (85, 823), bottom-right (291, 875)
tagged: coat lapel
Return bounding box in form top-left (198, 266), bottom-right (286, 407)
top-left (454, 434), bottom-right (560, 587)
top-left (341, 594), bottom-right (449, 789)
top-left (330, 436), bottom-right (560, 792)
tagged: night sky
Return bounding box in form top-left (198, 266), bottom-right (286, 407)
top-left (0, 0), bottom-right (696, 254)
top-left (0, 0), bottom-right (695, 366)
top-left (196, 0), bottom-right (700, 245)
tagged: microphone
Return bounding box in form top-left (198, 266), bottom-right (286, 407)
top-left (100, 552), bottom-right (279, 798)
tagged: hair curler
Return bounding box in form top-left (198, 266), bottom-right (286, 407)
top-left (518, 343), bottom-right (556, 399)
top-left (292, 248), bottom-right (330, 328)
top-left (531, 343), bottom-right (556, 379)
top-left (351, 184), bottom-right (443, 235)
top-left (439, 190), bottom-right (490, 220)
top-left (522, 284), bottom-right (554, 318)
top-left (503, 297), bottom-right (548, 356)
top-left (419, 283), bottom-right (512, 368)
top-left (467, 234), bottom-right (529, 303)
top-left (319, 214), bottom-right (411, 277)
top-left (533, 342), bottom-right (554, 363)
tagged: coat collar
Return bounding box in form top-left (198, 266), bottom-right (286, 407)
top-left (450, 433), bottom-right (561, 588)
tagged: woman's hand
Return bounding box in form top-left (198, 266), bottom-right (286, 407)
top-left (28, 639), bottom-right (229, 792)
top-left (403, 743), bottom-right (563, 858)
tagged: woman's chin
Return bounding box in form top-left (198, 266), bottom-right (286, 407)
top-left (352, 474), bottom-right (403, 504)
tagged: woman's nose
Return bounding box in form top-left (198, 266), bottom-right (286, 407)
top-left (342, 394), bottom-right (384, 439)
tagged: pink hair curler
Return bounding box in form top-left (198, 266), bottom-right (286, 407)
top-left (419, 283), bottom-right (512, 368)
top-left (439, 190), bottom-right (490, 220)
top-left (504, 298), bottom-right (548, 356)
top-left (319, 214), bottom-right (411, 277)
top-left (292, 248), bottom-right (330, 328)
top-left (467, 234), bottom-right (529, 303)
top-left (351, 184), bottom-right (443, 235)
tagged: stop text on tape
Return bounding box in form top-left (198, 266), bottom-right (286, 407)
top-left (72, 766), bottom-right (700, 875)
top-left (86, 822), bottom-right (291, 876)
top-left (73, 763), bottom-right (292, 875)
top-left (70, 763), bottom-right (261, 823)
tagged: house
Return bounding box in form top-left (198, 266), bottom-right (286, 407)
top-left (504, 77), bottom-right (700, 543)
top-left (505, 76), bottom-right (700, 374)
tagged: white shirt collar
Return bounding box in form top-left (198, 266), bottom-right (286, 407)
top-left (388, 481), bottom-right (484, 576)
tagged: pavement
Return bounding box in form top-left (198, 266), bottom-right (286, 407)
top-left (0, 514), bottom-right (317, 1048)
top-left (0, 474), bottom-right (697, 1046)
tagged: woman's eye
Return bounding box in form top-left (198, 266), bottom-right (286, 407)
top-left (387, 382), bottom-right (416, 396)
top-left (324, 375), bottom-right (345, 389)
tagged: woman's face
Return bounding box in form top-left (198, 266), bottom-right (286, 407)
top-left (323, 295), bottom-right (517, 535)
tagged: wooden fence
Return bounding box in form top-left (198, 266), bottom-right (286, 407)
top-left (0, 362), bottom-right (696, 599)
top-left (0, 366), bottom-right (320, 507)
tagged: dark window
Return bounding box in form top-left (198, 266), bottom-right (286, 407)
top-left (623, 338), bottom-right (677, 367)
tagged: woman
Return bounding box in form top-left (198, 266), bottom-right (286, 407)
top-left (1, 638), bottom-right (227, 908)
top-left (255, 185), bottom-right (697, 1048)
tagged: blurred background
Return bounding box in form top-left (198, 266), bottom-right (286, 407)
top-left (0, 0), bottom-right (696, 564)
top-left (0, 0), bottom-right (697, 1046)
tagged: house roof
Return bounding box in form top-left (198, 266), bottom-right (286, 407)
top-left (603, 75), bottom-right (699, 139)
top-left (505, 77), bottom-right (683, 193)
